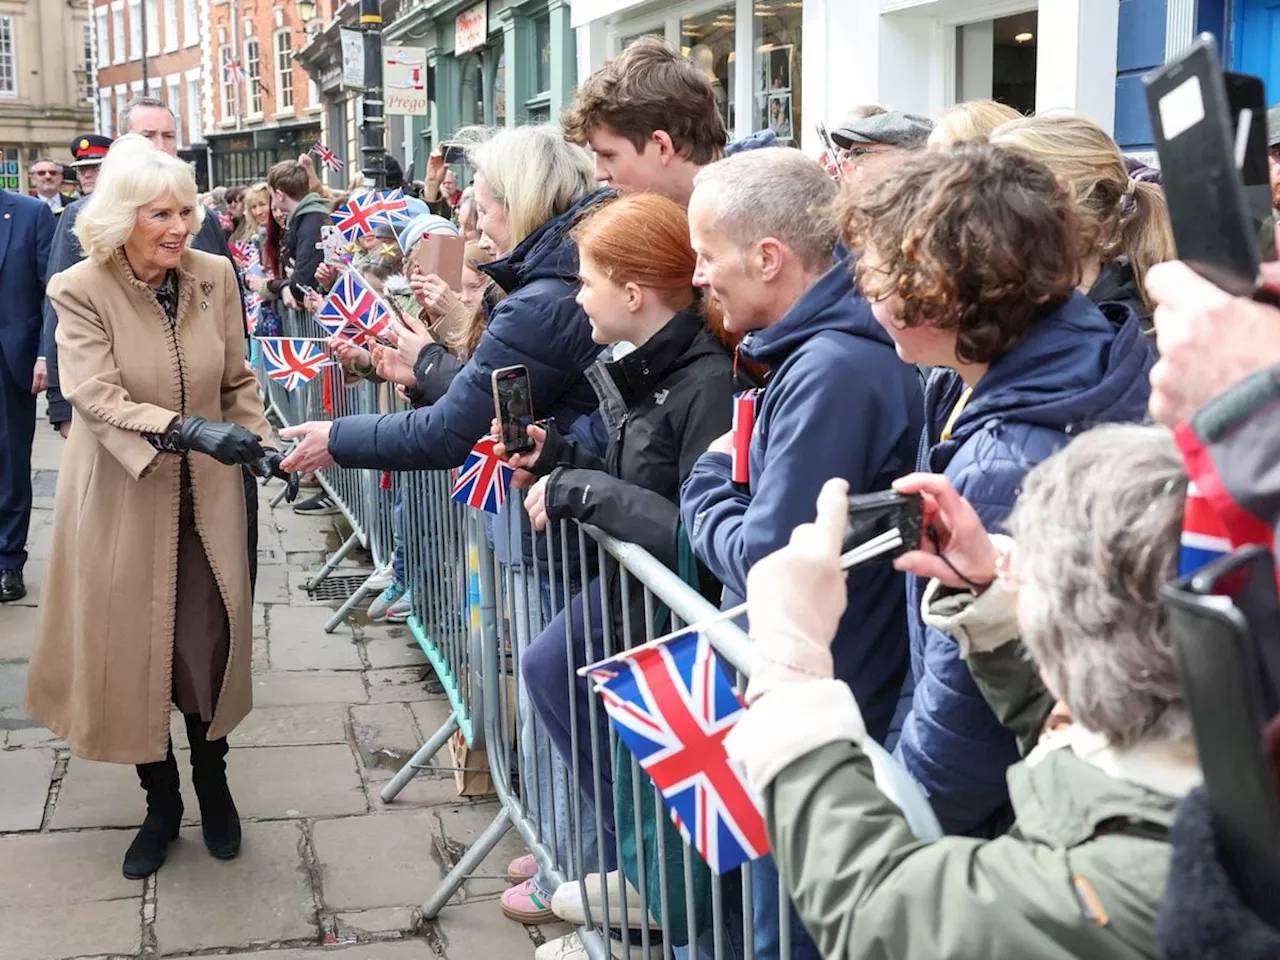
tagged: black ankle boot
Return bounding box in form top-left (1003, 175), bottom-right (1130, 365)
top-left (184, 714), bottom-right (241, 859)
top-left (123, 746), bottom-right (183, 879)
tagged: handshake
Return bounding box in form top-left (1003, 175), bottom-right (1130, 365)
top-left (163, 417), bottom-right (300, 501)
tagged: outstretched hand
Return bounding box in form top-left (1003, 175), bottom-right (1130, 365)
top-left (492, 420), bottom-right (546, 489)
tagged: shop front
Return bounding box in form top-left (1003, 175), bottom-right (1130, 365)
top-left (383, 0), bottom-right (577, 180)
top-left (574, 0), bottom-right (804, 146)
top-left (205, 121), bottom-right (323, 187)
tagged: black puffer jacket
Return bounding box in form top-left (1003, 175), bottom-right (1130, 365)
top-left (533, 306), bottom-right (737, 576)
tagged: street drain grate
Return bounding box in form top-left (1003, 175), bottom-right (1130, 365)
top-left (304, 575), bottom-right (369, 600)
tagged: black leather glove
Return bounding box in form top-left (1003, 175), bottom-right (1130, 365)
top-left (255, 448), bottom-right (300, 502)
top-left (175, 416), bottom-right (266, 466)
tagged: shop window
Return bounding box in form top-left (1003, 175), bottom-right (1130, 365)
top-left (681, 5), bottom-right (733, 133)
top-left (753, 0), bottom-right (802, 145)
top-left (623, 27), bottom-right (664, 49)
top-left (955, 11), bottom-right (1037, 115)
top-left (460, 53), bottom-right (484, 125)
top-left (534, 14), bottom-right (551, 96)
top-left (493, 47), bottom-right (506, 127)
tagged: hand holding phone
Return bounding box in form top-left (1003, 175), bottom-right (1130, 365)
top-left (492, 365), bottom-right (535, 456)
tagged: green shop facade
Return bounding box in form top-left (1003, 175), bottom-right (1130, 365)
top-left (384, 0), bottom-right (576, 179)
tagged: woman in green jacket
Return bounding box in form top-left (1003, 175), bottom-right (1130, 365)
top-left (724, 422), bottom-right (1200, 960)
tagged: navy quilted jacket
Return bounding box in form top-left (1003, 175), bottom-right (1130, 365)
top-left (890, 291), bottom-right (1156, 836)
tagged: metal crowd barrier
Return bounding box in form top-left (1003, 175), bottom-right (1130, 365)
top-left (256, 308), bottom-right (942, 960)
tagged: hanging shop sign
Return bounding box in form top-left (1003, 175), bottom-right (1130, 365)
top-left (384, 43), bottom-right (429, 115)
top-left (455, 2), bottom-right (488, 55)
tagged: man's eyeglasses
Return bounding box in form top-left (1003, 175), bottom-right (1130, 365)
top-left (838, 146), bottom-right (887, 166)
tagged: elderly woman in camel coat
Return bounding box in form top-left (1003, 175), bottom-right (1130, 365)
top-left (24, 134), bottom-right (287, 881)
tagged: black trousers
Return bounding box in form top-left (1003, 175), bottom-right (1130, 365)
top-left (243, 467), bottom-right (257, 594)
top-left (0, 359), bottom-right (36, 571)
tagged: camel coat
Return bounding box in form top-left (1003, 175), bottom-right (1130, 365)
top-left (25, 247), bottom-right (271, 764)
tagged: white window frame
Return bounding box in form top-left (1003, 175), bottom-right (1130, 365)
top-left (0, 15), bottom-right (16, 99)
top-left (95, 7), bottom-right (110, 71)
top-left (147, 75), bottom-right (161, 103)
top-left (162, 0), bottom-right (177, 51)
top-left (185, 67), bottom-right (201, 143)
top-left (82, 20), bottom-right (95, 102)
top-left (114, 83), bottom-right (127, 131)
top-left (244, 35), bottom-right (262, 118)
top-left (273, 28), bottom-right (293, 113)
top-left (145, 0), bottom-right (159, 55)
top-left (111, 1), bottom-right (125, 65)
top-left (100, 87), bottom-right (114, 136)
top-left (127, 0), bottom-right (141, 60)
top-left (165, 73), bottom-right (182, 147)
top-left (308, 76), bottom-right (319, 109)
top-left (219, 44), bottom-right (233, 120)
top-left (182, 0), bottom-right (196, 47)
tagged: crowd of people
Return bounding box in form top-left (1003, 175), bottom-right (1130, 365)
top-left (4, 29), bottom-right (1280, 960)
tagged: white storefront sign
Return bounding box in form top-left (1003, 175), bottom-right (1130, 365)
top-left (340, 27), bottom-right (365, 89)
top-left (455, 2), bottom-right (488, 55)
top-left (384, 44), bottom-right (429, 115)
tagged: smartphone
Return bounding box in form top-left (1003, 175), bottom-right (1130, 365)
top-left (411, 232), bottom-right (466, 292)
top-left (1223, 71), bottom-right (1279, 264)
top-left (1164, 550), bottom-right (1280, 924)
top-left (843, 491), bottom-right (924, 564)
top-left (492, 365), bottom-right (535, 456)
top-left (1144, 36), bottom-right (1275, 299)
top-left (441, 143), bottom-right (467, 165)
top-left (815, 122), bottom-right (843, 183)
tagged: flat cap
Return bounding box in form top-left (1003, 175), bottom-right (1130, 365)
top-left (831, 110), bottom-right (933, 150)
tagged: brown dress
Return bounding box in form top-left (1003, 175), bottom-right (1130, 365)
top-left (154, 271), bottom-right (230, 722)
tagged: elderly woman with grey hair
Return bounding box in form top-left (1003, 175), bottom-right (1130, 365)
top-left (723, 422), bottom-right (1200, 960)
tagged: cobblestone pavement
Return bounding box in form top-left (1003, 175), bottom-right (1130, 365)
top-left (0, 406), bottom-right (571, 960)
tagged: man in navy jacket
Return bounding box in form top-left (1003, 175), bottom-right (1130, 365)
top-left (0, 189), bottom-right (55, 601)
top-left (679, 147), bottom-right (923, 960)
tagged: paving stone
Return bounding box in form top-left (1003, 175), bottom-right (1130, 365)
top-left (436, 898), bottom-right (539, 960)
top-left (0, 661), bottom-right (38, 731)
top-left (269, 606), bottom-right (364, 671)
top-left (333, 905), bottom-right (419, 936)
top-left (51, 755), bottom-right (144, 830)
top-left (0, 602), bottom-right (39, 660)
top-left (252, 670), bottom-right (368, 707)
top-left (312, 812), bottom-right (445, 911)
top-left (363, 624), bottom-right (430, 670)
top-left (366, 666), bottom-right (435, 703)
top-left (186, 744), bottom-right (367, 820)
top-left (218, 942), bottom-right (437, 960)
top-left (366, 771), bottom-right (463, 811)
top-left (154, 820), bottom-right (317, 953)
top-left (350, 702), bottom-right (422, 783)
top-left (0, 748), bottom-right (53, 831)
top-left (254, 562), bottom-right (294, 603)
top-left (5, 726), bottom-right (63, 749)
top-left (0, 830), bottom-right (142, 906)
top-left (409, 698), bottom-right (456, 740)
top-left (0, 898), bottom-right (142, 960)
top-left (435, 800), bottom-right (532, 901)
top-left (227, 703), bottom-right (351, 747)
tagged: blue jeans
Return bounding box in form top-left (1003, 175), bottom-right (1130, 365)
top-left (752, 855), bottom-right (821, 960)
top-left (391, 489), bottom-right (405, 585)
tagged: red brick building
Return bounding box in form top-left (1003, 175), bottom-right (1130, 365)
top-left (201, 0), bottom-right (331, 186)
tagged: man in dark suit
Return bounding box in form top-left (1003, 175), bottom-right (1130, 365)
top-left (0, 190), bottom-right (55, 601)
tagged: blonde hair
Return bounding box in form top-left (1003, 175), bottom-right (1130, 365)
top-left (931, 100), bottom-right (1023, 146)
top-left (469, 125), bottom-right (595, 248)
top-left (449, 241), bottom-right (495, 360)
top-left (232, 181), bottom-right (270, 244)
top-left (990, 114), bottom-right (1176, 308)
top-left (74, 134), bottom-right (204, 264)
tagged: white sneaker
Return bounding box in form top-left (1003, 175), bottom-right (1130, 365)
top-left (534, 933), bottom-right (662, 960)
top-left (551, 872), bottom-right (662, 929)
top-left (365, 563), bottom-right (395, 592)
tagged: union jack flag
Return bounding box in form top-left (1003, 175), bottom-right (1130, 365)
top-left (225, 60), bottom-right (245, 83)
top-left (331, 192), bottom-right (387, 243)
top-left (310, 142), bottom-right (344, 173)
top-left (258, 338), bottom-right (333, 391)
top-left (315, 269), bottom-right (392, 344)
top-left (585, 629), bottom-right (769, 875)
top-left (1178, 480), bottom-right (1234, 577)
top-left (450, 436), bottom-right (514, 514)
top-left (244, 292), bottom-right (264, 334)
top-left (366, 188), bottom-right (411, 227)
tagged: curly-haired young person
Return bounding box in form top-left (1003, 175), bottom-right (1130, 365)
top-left (843, 143), bottom-right (1158, 837)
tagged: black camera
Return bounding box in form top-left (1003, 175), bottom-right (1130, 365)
top-left (843, 491), bottom-right (924, 567)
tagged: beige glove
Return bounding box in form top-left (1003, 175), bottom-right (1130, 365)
top-left (743, 477), bottom-right (850, 704)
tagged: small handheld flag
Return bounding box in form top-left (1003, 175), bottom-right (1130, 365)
top-left (731, 389), bottom-right (762, 485)
top-left (366, 188), bottom-right (411, 227)
top-left (451, 436), bottom-right (514, 514)
top-left (1179, 481), bottom-right (1235, 577)
top-left (583, 629), bottom-right (769, 875)
top-left (331, 192), bottom-right (387, 243)
top-left (310, 142), bottom-right (345, 173)
top-left (315, 269), bottom-right (392, 344)
top-left (258, 338), bottom-right (333, 391)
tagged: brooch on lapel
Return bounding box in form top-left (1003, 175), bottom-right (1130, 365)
top-left (201, 280), bottom-right (214, 295)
